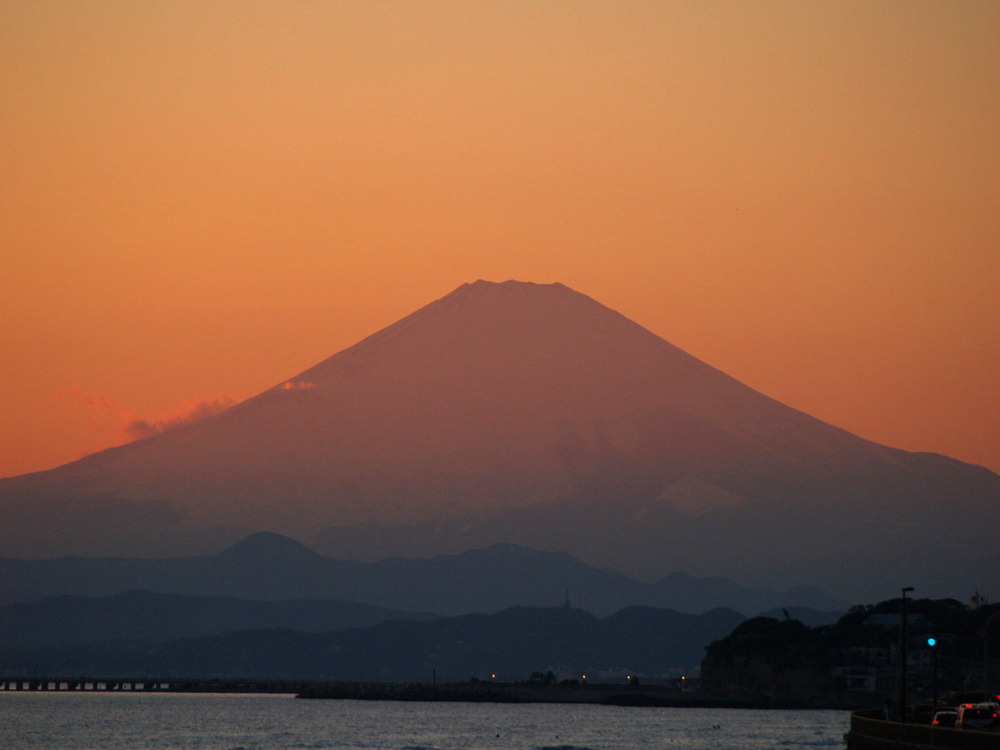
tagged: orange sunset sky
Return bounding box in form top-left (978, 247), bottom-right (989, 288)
top-left (2, 1), bottom-right (998, 479)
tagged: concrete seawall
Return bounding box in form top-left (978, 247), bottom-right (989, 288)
top-left (845, 709), bottom-right (1000, 750)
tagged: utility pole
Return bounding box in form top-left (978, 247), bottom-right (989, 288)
top-left (896, 587), bottom-right (913, 721)
top-left (985, 611), bottom-right (1000, 701)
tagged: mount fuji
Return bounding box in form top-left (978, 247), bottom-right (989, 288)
top-left (2, 280), bottom-right (996, 599)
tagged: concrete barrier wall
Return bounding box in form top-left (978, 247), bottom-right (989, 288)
top-left (846, 709), bottom-right (1000, 750)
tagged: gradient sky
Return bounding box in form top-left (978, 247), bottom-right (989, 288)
top-left (2, 0), bottom-right (998, 479)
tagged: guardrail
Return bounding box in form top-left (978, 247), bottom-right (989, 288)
top-left (845, 708), bottom-right (1000, 750)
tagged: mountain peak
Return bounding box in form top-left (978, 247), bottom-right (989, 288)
top-left (2, 281), bottom-right (996, 600)
top-left (216, 532), bottom-right (320, 562)
top-left (400, 278), bottom-right (605, 329)
top-left (460, 278), bottom-right (571, 294)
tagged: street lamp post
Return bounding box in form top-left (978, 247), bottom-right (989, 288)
top-left (896, 587), bottom-right (914, 721)
top-left (983, 628), bottom-right (988, 701)
top-left (927, 637), bottom-right (937, 711)
top-left (985, 611), bottom-right (1000, 701)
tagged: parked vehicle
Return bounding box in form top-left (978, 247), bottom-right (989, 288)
top-left (931, 710), bottom-right (958, 728)
top-left (956, 704), bottom-right (998, 730)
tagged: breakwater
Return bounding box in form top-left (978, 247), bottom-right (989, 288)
top-left (1, 677), bottom-right (849, 709)
top-left (297, 680), bottom-right (796, 707)
top-left (0, 678), bottom-right (310, 693)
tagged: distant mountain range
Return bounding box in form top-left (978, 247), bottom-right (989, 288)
top-left (0, 589), bottom-right (435, 648)
top-left (2, 280), bottom-right (996, 599)
top-left (0, 602), bottom-right (745, 681)
top-left (0, 532), bottom-right (848, 618)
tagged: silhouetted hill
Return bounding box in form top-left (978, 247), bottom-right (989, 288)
top-left (3, 280), bottom-right (995, 599)
top-left (0, 605), bottom-right (744, 681)
top-left (700, 597), bottom-right (999, 708)
top-left (0, 534), bottom-right (848, 617)
top-left (0, 590), bottom-right (435, 648)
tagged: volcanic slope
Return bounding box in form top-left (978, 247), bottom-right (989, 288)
top-left (2, 280), bottom-right (997, 598)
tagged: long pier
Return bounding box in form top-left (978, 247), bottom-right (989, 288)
top-left (0, 678), bottom-right (312, 693)
top-left (3, 678), bottom-right (769, 706)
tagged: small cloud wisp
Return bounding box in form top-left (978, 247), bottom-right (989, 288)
top-left (124, 396), bottom-right (236, 441)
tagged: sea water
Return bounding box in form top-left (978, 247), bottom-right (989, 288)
top-left (0, 692), bottom-right (848, 750)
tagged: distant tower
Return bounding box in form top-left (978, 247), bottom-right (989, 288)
top-left (563, 588), bottom-right (571, 610)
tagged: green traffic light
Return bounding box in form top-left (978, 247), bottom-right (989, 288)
top-left (927, 637), bottom-right (936, 647)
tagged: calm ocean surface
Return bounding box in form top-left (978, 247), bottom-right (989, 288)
top-left (1, 692), bottom-right (848, 750)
